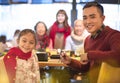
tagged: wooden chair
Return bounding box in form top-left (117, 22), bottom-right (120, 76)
top-left (0, 56), bottom-right (9, 83)
top-left (97, 62), bottom-right (120, 83)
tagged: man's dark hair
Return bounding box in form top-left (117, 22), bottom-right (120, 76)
top-left (83, 1), bottom-right (104, 16)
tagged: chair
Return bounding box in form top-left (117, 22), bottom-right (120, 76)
top-left (0, 56), bottom-right (9, 83)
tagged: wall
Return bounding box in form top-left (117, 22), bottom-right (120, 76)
top-left (0, 3), bottom-right (120, 40)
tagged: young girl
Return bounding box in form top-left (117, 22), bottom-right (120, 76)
top-left (3, 29), bottom-right (40, 83)
top-left (49, 9), bottom-right (71, 49)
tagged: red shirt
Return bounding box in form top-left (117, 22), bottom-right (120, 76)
top-left (68, 26), bottom-right (120, 83)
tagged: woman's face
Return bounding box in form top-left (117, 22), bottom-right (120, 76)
top-left (57, 13), bottom-right (65, 24)
top-left (36, 23), bottom-right (46, 36)
top-left (74, 21), bottom-right (85, 36)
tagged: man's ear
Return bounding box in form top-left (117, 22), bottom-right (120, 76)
top-left (102, 15), bottom-right (105, 21)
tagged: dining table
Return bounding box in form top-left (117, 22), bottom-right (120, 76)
top-left (38, 56), bottom-right (80, 67)
top-left (38, 58), bottom-right (67, 67)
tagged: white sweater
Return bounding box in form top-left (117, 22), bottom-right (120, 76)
top-left (65, 30), bottom-right (89, 52)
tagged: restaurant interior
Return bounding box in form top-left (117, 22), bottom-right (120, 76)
top-left (0, 0), bottom-right (120, 83)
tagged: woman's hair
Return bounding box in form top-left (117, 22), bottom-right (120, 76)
top-left (56, 9), bottom-right (69, 28)
top-left (83, 1), bottom-right (104, 16)
top-left (34, 21), bottom-right (47, 31)
top-left (18, 29), bottom-right (37, 45)
top-left (14, 29), bottom-right (20, 37)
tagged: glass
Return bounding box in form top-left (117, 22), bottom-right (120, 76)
top-left (75, 47), bottom-right (84, 57)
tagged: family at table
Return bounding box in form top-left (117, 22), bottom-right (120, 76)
top-left (1, 1), bottom-right (120, 83)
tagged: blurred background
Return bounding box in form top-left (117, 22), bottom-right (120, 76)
top-left (0, 0), bottom-right (120, 40)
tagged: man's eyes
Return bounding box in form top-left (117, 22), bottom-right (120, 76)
top-left (83, 16), bottom-right (95, 20)
top-left (90, 16), bottom-right (95, 19)
top-left (83, 17), bottom-right (87, 20)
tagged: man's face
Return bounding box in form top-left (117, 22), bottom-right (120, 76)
top-left (83, 6), bottom-right (105, 34)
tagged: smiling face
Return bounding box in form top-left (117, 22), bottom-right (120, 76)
top-left (57, 13), bottom-right (66, 24)
top-left (36, 23), bottom-right (46, 36)
top-left (83, 6), bottom-right (105, 35)
top-left (18, 32), bottom-right (36, 53)
top-left (74, 20), bottom-right (85, 36)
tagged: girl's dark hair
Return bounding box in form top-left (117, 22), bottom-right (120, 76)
top-left (34, 21), bottom-right (47, 31)
top-left (56, 9), bottom-right (69, 28)
top-left (18, 29), bottom-right (37, 46)
top-left (83, 1), bottom-right (104, 16)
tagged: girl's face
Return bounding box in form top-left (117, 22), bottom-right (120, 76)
top-left (18, 33), bottom-right (35, 53)
top-left (36, 23), bottom-right (46, 36)
top-left (57, 13), bottom-right (65, 24)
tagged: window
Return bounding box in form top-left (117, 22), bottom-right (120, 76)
top-left (32, 0), bottom-right (52, 4)
top-left (9, 0), bottom-right (28, 4)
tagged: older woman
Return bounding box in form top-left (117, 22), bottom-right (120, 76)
top-left (65, 19), bottom-right (89, 52)
top-left (34, 21), bottom-right (53, 50)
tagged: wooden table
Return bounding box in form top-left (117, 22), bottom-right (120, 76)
top-left (38, 59), bottom-right (67, 67)
top-left (38, 57), bottom-right (81, 83)
top-left (38, 57), bottom-right (80, 67)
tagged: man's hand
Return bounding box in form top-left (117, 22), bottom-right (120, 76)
top-left (80, 53), bottom-right (89, 64)
top-left (60, 51), bottom-right (71, 65)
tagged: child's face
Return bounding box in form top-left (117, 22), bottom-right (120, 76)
top-left (18, 33), bottom-right (35, 53)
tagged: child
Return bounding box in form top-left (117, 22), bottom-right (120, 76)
top-left (3, 29), bottom-right (40, 83)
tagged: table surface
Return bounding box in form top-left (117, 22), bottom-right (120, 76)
top-left (38, 59), bottom-right (67, 67)
top-left (38, 57), bottom-right (80, 67)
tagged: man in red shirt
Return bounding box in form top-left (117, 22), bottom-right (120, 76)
top-left (60, 1), bottom-right (120, 83)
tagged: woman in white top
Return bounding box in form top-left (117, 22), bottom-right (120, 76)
top-left (65, 19), bottom-right (89, 53)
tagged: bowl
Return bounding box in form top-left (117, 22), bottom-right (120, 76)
top-left (36, 52), bottom-right (48, 61)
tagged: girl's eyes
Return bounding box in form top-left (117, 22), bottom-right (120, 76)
top-left (22, 40), bottom-right (26, 43)
top-left (29, 42), bottom-right (34, 45)
top-left (22, 39), bottom-right (34, 45)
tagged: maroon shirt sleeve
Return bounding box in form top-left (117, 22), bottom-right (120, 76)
top-left (68, 59), bottom-right (90, 73)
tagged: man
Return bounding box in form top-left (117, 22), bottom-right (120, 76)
top-left (60, 1), bottom-right (120, 83)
